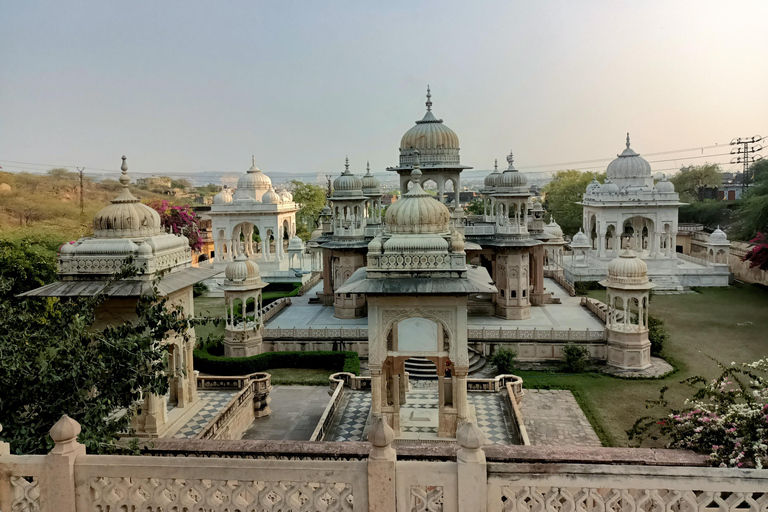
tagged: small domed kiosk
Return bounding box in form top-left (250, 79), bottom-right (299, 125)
top-left (600, 250), bottom-right (655, 370)
top-left (222, 252), bottom-right (268, 357)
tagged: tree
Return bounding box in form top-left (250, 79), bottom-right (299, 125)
top-left (542, 170), bottom-right (605, 237)
top-left (146, 200), bottom-right (203, 251)
top-left (289, 180), bottom-right (327, 240)
top-left (170, 179), bottom-right (192, 190)
top-left (0, 239), bottom-right (58, 300)
top-left (0, 269), bottom-right (191, 454)
top-left (731, 162), bottom-right (768, 240)
top-left (465, 199), bottom-right (484, 216)
top-left (628, 358), bottom-right (768, 468)
top-left (678, 200), bottom-right (729, 228)
top-left (670, 164), bottom-right (722, 202)
top-left (47, 168), bottom-right (76, 180)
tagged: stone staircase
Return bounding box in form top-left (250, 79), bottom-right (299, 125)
top-left (647, 273), bottom-right (684, 291)
top-left (404, 347), bottom-right (487, 379)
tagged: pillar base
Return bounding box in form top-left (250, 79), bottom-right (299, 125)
top-left (224, 331), bottom-right (264, 358)
top-left (606, 330), bottom-right (652, 370)
top-left (495, 303), bottom-right (531, 320)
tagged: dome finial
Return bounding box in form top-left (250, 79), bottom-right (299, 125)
top-left (506, 150), bottom-right (515, 170)
top-left (344, 156), bottom-right (350, 174)
top-left (426, 85), bottom-right (432, 112)
top-left (119, 155), bottom-right (129, 188)
top-left (626, 132), bottom-right (631, 149)
top-left (494, 159), bottom-right (498, 171)
top-left (366, 161), bottom-right (370, 173)
top-left (411, 167), bottom-right (422, 185)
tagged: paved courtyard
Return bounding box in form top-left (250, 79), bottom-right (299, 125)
top-left (168, 390), bottom-right (240, 439)
top-left (519, 389), bottom-right (602, 446)
top-left (266, 278), bottom-right (603, 331)
top-left (241, 385), bottom-right (331, 441)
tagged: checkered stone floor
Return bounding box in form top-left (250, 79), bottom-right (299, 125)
top-left (327, 389), bottom-right (516, 444)
top-left (330, 391), bottom-right (371, 442)
top-left (171, 390), bottom-right (239, 439)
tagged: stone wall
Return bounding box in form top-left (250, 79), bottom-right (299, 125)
top-left (3, 415), bottom-right (767, 512)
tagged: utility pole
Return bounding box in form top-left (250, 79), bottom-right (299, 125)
top-left (77, 167), bottom-right (85, 220)
top-left (730, 136), bottom-right (763, 194)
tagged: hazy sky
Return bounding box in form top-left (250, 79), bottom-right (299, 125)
top-left (1, 0), bottom-right (767, 181)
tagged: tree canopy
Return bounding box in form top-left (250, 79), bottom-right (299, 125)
top-left (0, 248), bottom-right (193, 455)
top-left (731, 160), bottom-right (768, 241)
top-left (670, 164), bottom-right (722, 202)
top-left (542, 170), bottom-right (605, 237)
top-left (289, 180), bottom-right (327, 240)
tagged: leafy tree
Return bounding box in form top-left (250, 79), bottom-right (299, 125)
top-left (0, 258), bottom-right (194, 455)
top-left (465, 198), bottom-right (485, 215)
top-left (678, 200), bottom-right (729, 228)
top-left (170, 179), bottom-right (192, 190)
top-left (289, 180), bottom-right (327, 240)
top-left (146, 200), bottom-right (203, 251)
top-left (731, 163), bottom-right (768, 240)
top-left (542, 170), bottom-right (605, 237)
top-left (648, 315), bottom-right (668, 356)
top-left (0, 239), bottom-right (58, 300)
top-left (628, 358), bottom-right (768, 468)
top-left (670, 164), bottom-right (722, 202)
top-left (562, 342), bottom-right (590, 373)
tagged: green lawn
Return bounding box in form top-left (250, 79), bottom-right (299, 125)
top-left (520, 283), bottom-right (768, 447)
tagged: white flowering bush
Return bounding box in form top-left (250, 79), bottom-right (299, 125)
top-left (628, 358), bottom-right (768, 468)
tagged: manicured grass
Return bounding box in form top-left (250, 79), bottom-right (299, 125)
top-left (525, 283), bottom-right (768, 447)
top-left (265, 368), bottom-right (334, 386)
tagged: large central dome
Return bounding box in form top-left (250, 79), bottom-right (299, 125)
top-left (399, 87), bottom-right (460, 167)
top-left (606, 134), bottom-right (652, 188)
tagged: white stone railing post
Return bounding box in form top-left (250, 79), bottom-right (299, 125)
top-left (457, 421), bottom-right (487, 512)
top-left (367, 416), bottom-right (396, 512)
top-left (0, 424), bottom-right (13, 512)
top-left (45, 415), bottom-right (85, 512)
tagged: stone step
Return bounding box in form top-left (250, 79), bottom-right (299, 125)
top-left (404, 347), bottom-right (487, 380)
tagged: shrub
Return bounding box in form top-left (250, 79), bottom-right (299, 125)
top-left (628, 358), bottom-right (768, 468)
top-left (562, 342), bottom-right (590, 373)
top-left (192, 282), bottom-right (208, 298)
top-left (648, 315), bottom-right (668, 356)
top-left (490, 347), bottom-right (517, 374)
top-left (574, 280), bottom-right (604, 296)
top-left (194, 338), bottom-right (360, 377)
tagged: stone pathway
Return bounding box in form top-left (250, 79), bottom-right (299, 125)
top-left (241, 386), bottom-right (331, 441)
top-left (171, 390), bottom-right (239, 439)
top-left (520, 390), bottom-right (602, 447)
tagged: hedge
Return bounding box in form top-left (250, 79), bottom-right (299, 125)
top-left (194, 338), bottom-right (360, 376)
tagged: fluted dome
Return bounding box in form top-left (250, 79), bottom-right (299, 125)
top-left (709, 227), bottom-right (729, 245)
top-left (571, 228), bottom-right (590, 248)
top-left (224, 253), bottom-right (261, 286)
top-left (606, 134), bottom-right (652, 186)
top-left (385, 168), bottom-right (450, 234)
top-left (496, 152), bottom-right (528, 190)
top-left (601, 180), bottom-right (620, 194)
top-left (586, 178), bottom-right (602, 194)
top-left (279, 189), bottom-right (293, 202)
top-left (361, 162), bottom-right (381, 195)
top-left (484, 160), bottom-right (501, 189)
top-left (607, 250), bottom-right (649, 285)
top-left (655, 175), bottom-right (675, 193)
top-left (545, 218), bottom-right (564, 239)
top-left (213, 188), bottom-right (233, 204)
top-left (288, 235), bottom-right (304, 251)
top-left (399, 87), bottom-right (460, 167)
top-left (261, 187), bottom-right (280, 204)
top-left (333, 158), bottom-right (364, 197)
top-left (235, 157), bottom-right (272, 192)
top-left (93, 156), bottom-right (162, 238)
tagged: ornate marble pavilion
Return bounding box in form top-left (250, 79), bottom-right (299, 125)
top-left (562, 135), bottom-right (730, 290)
top-left (20, 156), bottom-right (219, 437)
